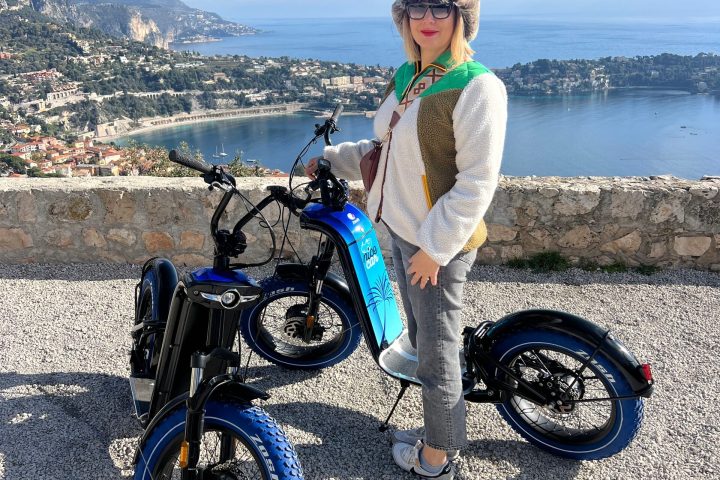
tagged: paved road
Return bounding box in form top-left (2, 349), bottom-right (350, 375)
top-left (0, 264), bottom-right (718, 479)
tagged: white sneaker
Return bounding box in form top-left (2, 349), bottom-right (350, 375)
top-left (392, 440), bottom-right (454, 479)
top-left (391, 427), bottom-right (459, 460)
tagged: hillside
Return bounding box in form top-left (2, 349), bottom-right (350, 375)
top-left (0, 0), bottom-right (256, 48)
top-left (0, 6), bottom-right (386, 137)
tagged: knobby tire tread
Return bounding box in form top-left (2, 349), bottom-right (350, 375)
top-left (135, 401), bottom-right (303, 479)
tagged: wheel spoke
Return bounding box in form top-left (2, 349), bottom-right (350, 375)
top-left (254, 294), bottom-right (348, 358)
top-left (507, 346), bottom-right (616, 442)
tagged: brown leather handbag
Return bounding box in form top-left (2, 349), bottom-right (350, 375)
top-left (358, 110), bottom-right (401, 192)
top-left (359, 137), bottom-right (388, 192)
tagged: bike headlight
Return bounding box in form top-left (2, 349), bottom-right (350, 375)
top-left (220, 290), bottom-right (240, 308)
top-left (200, 289), bottom-right (260, 309)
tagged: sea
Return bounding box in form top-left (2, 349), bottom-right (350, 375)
top-left (119, 16), bottom-right (720, 179)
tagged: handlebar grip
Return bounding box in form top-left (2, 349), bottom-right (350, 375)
top-left (330, 104), bottom-right (344, 125)
top-left (169, 150), bottom-right (214, 175)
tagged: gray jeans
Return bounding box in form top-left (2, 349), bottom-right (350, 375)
top-left (388, 228), bottom-right (477, 452)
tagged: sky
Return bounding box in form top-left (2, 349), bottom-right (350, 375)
top-left (182, 0), bottom-right (720, 20)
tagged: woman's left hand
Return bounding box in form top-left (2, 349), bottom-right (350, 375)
top-left (408, 249), bottom-right (440, 289)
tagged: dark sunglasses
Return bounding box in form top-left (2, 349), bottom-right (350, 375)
top-left (405, 2), bottom-right (457, 20)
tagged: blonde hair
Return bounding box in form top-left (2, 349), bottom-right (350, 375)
top-left (401, 9), bottom-right (475, 67)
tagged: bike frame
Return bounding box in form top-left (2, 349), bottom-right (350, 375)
top-left (147, 267), bottom-right (263, 418)
top-left (300, 202), bottom-right (404, 357)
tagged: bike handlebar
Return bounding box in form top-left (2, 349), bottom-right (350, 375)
top-left (329, 104), bottom-right (344, 126)
top-left (324, 104), bottom-right (344, 146)
top-left (169, 150), bottom-right (214, 175)
top-left (314, 103), bottom-right (344, 146)
top-left (167, 109), bottom-right (348, 267)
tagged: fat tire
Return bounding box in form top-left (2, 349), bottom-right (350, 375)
top-left (130, 281), bottom-right (161, 385)
top-left (491, 328), bottom-right (644, 460)
top-left (134, 400), bottom-right (303, 479)
top-left (239, 278), bottom-right (361, 369)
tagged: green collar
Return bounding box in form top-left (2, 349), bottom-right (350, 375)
top-left (426, 50), bottom-right (454, 72)
top-left (395, 51), bottom-right (492, 101)
top-left (395, 50), bottom-right (453, 101)
top-left (410, 50), bottom-right (454, 79)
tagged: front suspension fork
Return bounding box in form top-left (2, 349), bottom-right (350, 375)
top-left (180, 348), bottom-right (242, 480)
top-left (304, 240), bottom-right (335, 342)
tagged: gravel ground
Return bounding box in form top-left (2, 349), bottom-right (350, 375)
top-left (0, 263), bottom-right (719, 480)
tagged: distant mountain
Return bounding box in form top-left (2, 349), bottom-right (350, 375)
top-left (0, 0), bottom-right (256, 48)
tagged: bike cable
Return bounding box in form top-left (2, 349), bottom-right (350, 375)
top-left (288, 132), bottom-right (322, 195)
top-left (277, 203), bottom-right (306, 265)
top-left (228, 189), bottom-right (277, 269)
top-left (237, 334), bottom-right (255, 383)
top-left (270, 133), bottom-right (323, 274)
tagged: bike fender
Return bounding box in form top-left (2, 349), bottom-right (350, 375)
top-left (480, 309), bottom-right (653, 397)
top-left (138, 257), bottom-right (178, 325)
top-left (274, 263), bottom-right (352, 302)
top-left (133, 381), bottom-right (270, 465)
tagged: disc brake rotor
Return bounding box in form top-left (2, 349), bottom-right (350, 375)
top-left (283, 304), bottom-right (325, 341)
top-left (548, 370), bottom-right (585, 414)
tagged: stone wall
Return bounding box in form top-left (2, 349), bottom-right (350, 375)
top-left (483, 176), bottom-right (719, 270)
top-left (1, 176), bottom-right (719, 270)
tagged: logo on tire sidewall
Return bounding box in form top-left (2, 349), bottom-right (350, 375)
top-left (269, 286), bottom-right (295, 296)
top-left (574, 350), bottom-right (616, 383)
top-left (249, 434), bottom-right (279, 480)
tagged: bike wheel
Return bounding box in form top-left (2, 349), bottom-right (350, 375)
top-left (134, 400), bottom-right (303, 480)
top-left (239, 278), bottom-right (361, 369)
top-left (130, 281), bottom-right (156, 376)
top-left (490, 328), bottom-right (644, 460)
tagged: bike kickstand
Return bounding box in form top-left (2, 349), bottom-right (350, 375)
top-left (379, 380), bottom-right (410, 432)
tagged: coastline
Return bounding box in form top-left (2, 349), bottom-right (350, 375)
top-left (508, 85), bottom-right (706, 98)
top-left (97, 103), bottom-right (309, 142)
top-left (96, 104), bottom-right (373, 142)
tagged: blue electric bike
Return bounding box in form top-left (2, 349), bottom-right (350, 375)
top-left (129, 158), bottom-right (306, 476)
top-left (233, 105), bottom-right (655, 461)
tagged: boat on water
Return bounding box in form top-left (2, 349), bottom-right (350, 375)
top-left (212, 144), bottom-right (228, 158)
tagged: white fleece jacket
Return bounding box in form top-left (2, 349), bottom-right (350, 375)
top-left (323, 72), bottom-right (507, 266)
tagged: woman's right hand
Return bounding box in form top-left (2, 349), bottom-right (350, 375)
top-left (305, 156), bottom-right (321, 180)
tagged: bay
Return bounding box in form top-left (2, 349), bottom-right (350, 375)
top-left (118, 17), bottom-right (720, 179)
top-left (120, 89), bottom-right (720, 179)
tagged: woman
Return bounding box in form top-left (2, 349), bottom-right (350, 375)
top-left (306, 1), bottom-right (507, 478)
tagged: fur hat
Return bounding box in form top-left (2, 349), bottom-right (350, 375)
top-left (391, 0), bottom-right (480, 41)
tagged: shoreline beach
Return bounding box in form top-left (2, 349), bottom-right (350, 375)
top-left (96, 104), bottom-right (372, 142)
top-left (96, 104), bottom-right (306, 142)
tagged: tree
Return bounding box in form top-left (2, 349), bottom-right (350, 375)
top-left (198, 91), bottom-right (217, 110)
top-left (226, 150), bottom-right (264, 178)
top-left (119, 141), bottom-right (193, 177)
top-left (72, 100), bottom-right (101, 130)
top-left (147, 141), bottom-right (197, 177)
top-left (0, 154), bottom-right (26, 174)
top-left (26, 166), bottom-right (42, 177)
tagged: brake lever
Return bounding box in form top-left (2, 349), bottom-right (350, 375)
top-left (210, 181), bottom-right (235, 193)
top-left (305, 178), bottom-right (320, 193)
